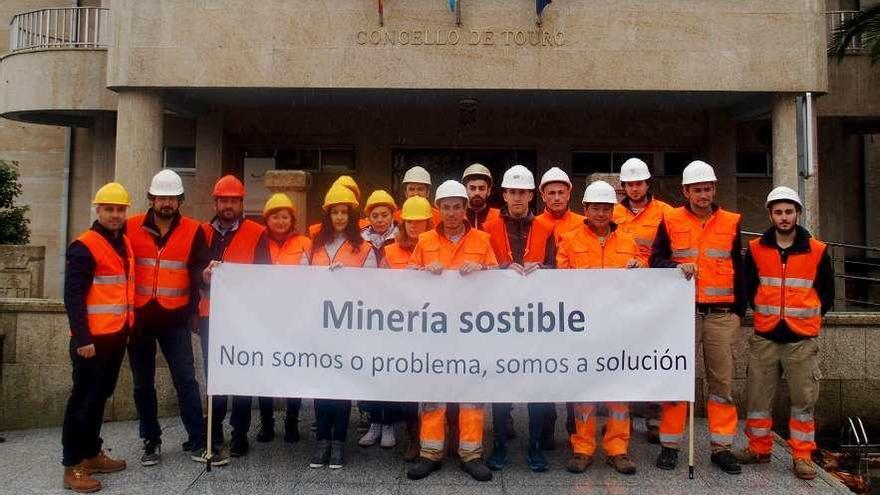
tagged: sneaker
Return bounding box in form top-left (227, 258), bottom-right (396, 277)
top-left (329, 440), bottom-right (346, 469)
top-left (527, 443), bottom-right (549, 472)
top-left (734, 447), bottom-right (771, 464)
top-left (309, 440), bottom-right (330, 468)
top-left (140, 440), bottom-right (161, 467)
top-left (607, 454), bottom-right (637, 475)
top-left (793, 458), bottom-right (816, 480)
top-left (486, 442), bottom-right (508, 471)
top-left (359, 423), bottom-right (382, 447)
top-left (656, 447), bottom-right (679, 470)
top-left (256, 420), bottom-right (274, 443)
top-left (407, 457), bottom-right (441, 480)
top-left (191, 446), bottom-right (229, 467)
top-left (566, 454), bottom-right (593, 473)
top-left (711, 450), bottom-right (742, 475)
top-left (380, 425), bottom-right (397, 448)
top-left (229, 435), bottom-right (249, 457)
top-left (460, 459), bottom-right (493, 481)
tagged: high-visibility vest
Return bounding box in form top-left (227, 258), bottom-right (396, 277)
top-left (556, 225), bottom-right (637, 269)
top-left (198, 219), bottom-right (265, 317)
top-left (382, 242), bottom-right (413, 269)
top-left (127, 213), bottom-right (199, 310)
top-left (466, 207), bottom-right (501, 231)
top-left (410, 226), bottom-right (498, 269)
top-left (664, 207), bottom-right (741, 304)
top-left (311, 239), bottom-right (372, 267)
top-left (268, 234), bottom-right (312, 265)
top-left (749, 237), bottom-right (826, 337)
top-left (536, 209), bottom-right (585, 243)
top-left (483, 215), bottom-right (555, 266)
top-left (613, 198), bottom-right (672, 256)
top-left (77, 229), bottom-right (135, 336)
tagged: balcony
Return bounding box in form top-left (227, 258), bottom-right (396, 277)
top-left (826, 10), bottom-right (862, 53)
top-left (10, 7), bottom-right (108, 52)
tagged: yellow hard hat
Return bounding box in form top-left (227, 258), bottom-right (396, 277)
top-left (263, 193), bottom-right (296, 217)
top-left (92, 182), bottom-right (131, 206)
top-left (323, 185), bottom-right (359, 211)
top-left (364, 189), bottom-right (397, 213)
top-left (400, 196), bottom-right (433, 221)
top-left (332, 175), bottom-right (361, 200)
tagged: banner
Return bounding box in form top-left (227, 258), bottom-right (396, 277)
top-left (208, 265), bottom-right (695, 403)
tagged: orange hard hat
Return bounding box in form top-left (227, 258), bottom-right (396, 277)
top-left (212, 175), bottom-right (245, 198)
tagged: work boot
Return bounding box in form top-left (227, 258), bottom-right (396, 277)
top-left (461, 459), bottom-right (493, 481)
top-left (256, 419), bottom-right (274, 443)
top-left (486, 441), bottom-right (508, 471)
top-left (63, 465), bottom-right (101, 493)
top-left (404, 419), bottom-right (420, 462)
top-left (734, 447), bottom-right (771, 464)
top-left (655, 446), bottom-right (679, 470)
top-left (309, 440), bottom-right (331, 468)
top-left (447, 425), bottom-right (459, 459)
top-left (81, 451), bottom-right (126, 474)
top-left (190, 446), bottom-right (229, 466)
top-left (607, 454), bottom-right (637, 475)
top-left (505, 414), bottom-right (517, 440)
top-left (229, 434), bottom-right (249, 457)
top-left (566, 454), bottom-right (593, 473)
top-left (359, 423), bottom-right (382, 447)
top-left (711, 450), bottom-right (742, 475)
top-left (380, 425), bottom-right (397, 448)
top-left (527, 442), bottom-right (549, 472)
top-left (407, 457), bottom-right (441, 480)
top-left (140, 439), bottom-right (161, 467)
top-left (329, 440), bottom-right (346, 469)
top-left (283, 416), bottom-right (300, 443)
top-left (793, 458), bottom-right (817, 480)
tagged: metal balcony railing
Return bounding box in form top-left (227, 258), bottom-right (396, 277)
top-left (9, 7), bottom-right (108, 53)
top-left (827, 10), bottom-right (863, 53)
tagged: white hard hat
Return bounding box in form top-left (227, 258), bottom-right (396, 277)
top-left (462, 163), bottom-right (493, 184)
top-left (539, 167), bottom-right (572, 190)
top-left (402, 166), bottom-right (432, 186)
top-left (149, 169), bottom-right (184, 196)
top-left (619, 158), bottom-right (651, 182)
top-left (765, 186), bottom-right (802, 209)
top-left (681, 160), bottom-right (717, 185)
top-left (583, 180), bottom-right (618, 204)
top-left (500, 165), bottom-right (535, 190)
top-left (434, 180), bottom-right (468, 207)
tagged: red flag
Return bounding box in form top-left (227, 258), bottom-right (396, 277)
top-left (378, 0), bottom-right (384, 25)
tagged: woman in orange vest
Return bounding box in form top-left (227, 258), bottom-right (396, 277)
top-left (255, 194), bottom-right (311, 445)
top-left (557, 181), bottom-right (641, 476)
top-left (308, 185), bottom-right (377, 470)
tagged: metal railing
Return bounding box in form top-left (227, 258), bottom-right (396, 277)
top-left (9, 7), bottom-right (108, 53)
top-left (743, 231), bottom-right (880, 312)
top-left (827, 10), bottom-right (862, 53)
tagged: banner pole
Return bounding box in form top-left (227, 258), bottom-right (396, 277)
top-left (688, 401), bottom-right (695, 479)
top-left (206, 394), bottom-right (213, 473)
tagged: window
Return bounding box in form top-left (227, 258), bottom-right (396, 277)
top-left (163, 146), bottom-right (195, 171)
top-left (737, 151), bottom-right (771, 176)
top-left (664, 152), bottom-right (696, 177)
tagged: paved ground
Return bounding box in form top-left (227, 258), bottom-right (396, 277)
top-left (0, 402), bottom-right (845, 494)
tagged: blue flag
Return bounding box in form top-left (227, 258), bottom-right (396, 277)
top-left (536, 0), bottom-right (552, 15)
top-left (449, 0), bottom-right (456, 12)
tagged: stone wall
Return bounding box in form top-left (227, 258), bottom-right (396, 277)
top-left (0, 246), bottom-right (44, 298)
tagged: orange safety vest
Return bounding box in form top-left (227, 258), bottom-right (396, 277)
top-left (467, 207), bottom-right (501, 231)
top-left (556, 224), bottom-right (637, 269)
top-left (613, 198), bottom-right (672, 257)
top-left (268, 234), bottom-right (312, 265)
top-left (536, 209), bottom-right (586, 243)
top-left (410, 225), bottom-right (498, 269)
top-left (382, 242), bottom-right (413, 269)
top-left (483, 215), bottom-right (555, 266)
top-left (664, 207), bottom-right (741, 304)
top-left (127, 213), bottom-right (199, 310)
top-left (749, 237), bottom-right (826, 337)
top-left (77, 229), bottom-right (135, 336)
top-left (311, 239), bottom-right (372, 267)
top-left (199, 219), bottom-right (266, 317)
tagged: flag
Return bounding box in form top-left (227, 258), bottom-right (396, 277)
top-left (378, 0), bottom-right (384, 25)
top-left (448, 0), bottom-right (456, 12)
top-left (449, 0), bottom-right (461, 25)
top-left (536, 0), bottom-right (552, 15)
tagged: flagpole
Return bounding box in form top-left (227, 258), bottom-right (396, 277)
top-left (379, 0), bottom-right (384, 26)
top-left (455, 0), bottom-right (461, 26)
top-left (688, 401), bottom-right (695, 479)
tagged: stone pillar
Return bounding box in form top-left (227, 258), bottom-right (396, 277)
top-left (772, 94), bottom-right (799, 188)
top-left (265, 170), bottom-right (313, 232)
top-left (707, 113), bottom-right (737, 211)
top-left (192, 110), bottom-right (224, 221)
top-left (114, 90), bottom-right (163, 210)
top-left (90, 113), bottom-right (116, 221)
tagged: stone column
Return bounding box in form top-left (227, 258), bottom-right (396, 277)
top-left (91, 113), bottom-right (116, 206)
top-left (265, 170), bottom-right (313, 233)
top-left (192, 110), bottom-right (225, 221)
top-left (772, 93), bottom-right (820, 235)
top-left (114, 90), bottom-right (163, 209)
top-left (707, 113), bottom-right (737, 211)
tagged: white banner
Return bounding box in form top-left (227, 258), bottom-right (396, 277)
top-left (208, 264), bottom-right (695, 403)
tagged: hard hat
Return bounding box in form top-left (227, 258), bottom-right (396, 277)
top-left (401, 196), bottom-right (433, 221)
top-left (539, 167), bottom-right (572, 190)
top-left (263, 192), bottom-right (296, 217)
top-left (433, 180), bottom-right (468, 207)
top-left (681, 160), bottom-right (717, 185)
top-left (212, 175), bottom-right (246, 198)
top-left (765, 186), bottom-right (802, 209)
top-left (323, 185), bottom-right (359, 211)
top-left (619, 158), bottom-right (651, 182)
top-left (582, 180), bottom-right (618, 204)
top-left (462, 163), bottom-right (493, 185)
top-left (402, 166), bottom-right (432, 186)
top-left (149, 169), bottom-right (185, 196)
top-left (500, 165), bottom-right (535, 190)
top-left (93, 182), bottom-right (131, 206)
top-left (332, 175), bottom-right (361, 200)
top-left (364, 189), bottom-right (397, 213)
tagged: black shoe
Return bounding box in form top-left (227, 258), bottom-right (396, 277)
top-left (711, 450), bottom-right (742, 475)
top-left (256, 420), bottom-right (274, 443)
top-left (407, 458), bottom-right (441, 480)
top-left (140, 440), bottom-right (161, 467)
top-left (656, 447), bottom-right (679, 470)
top-left (309, 440), bottom-right (331, 468)
top-left (329, 440), bottom-right (345, 469)
top-left (461, 459), bottom-right (493, 482)
top-left (284, 418), bottom-right (300, 443)
top-left (230, 435), bottom-right (249, 457)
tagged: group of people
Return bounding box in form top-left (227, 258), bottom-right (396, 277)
top-left (60, 157), bottom-right (833, 492)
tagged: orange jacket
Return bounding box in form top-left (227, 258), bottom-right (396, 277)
top-left (127, 213), bottom-right (199, 310)
top-left (613, 197), bottom-right (672, 258)
top-left (556, 224), bottom-right (638, 269)
top-left (536, 209), bottom-right (586, 243)
top-left (483, 214), bottom-right (555, 266)
top-left (199, 219), bottom-right (265, 317)
top-left (394, 207), bottom-right (441, 226)
top-left (268, 234), bottom-right (312, 265)
top-left (77, 229), bottom-right (135, 335)
top-left (466, 207), bottom-right (501, 231)
top-left (382, 242), bottom-right (413, 269)
top-left (749, 237), bottom-right (826, 337)
top-left (409, 224), bottom-right (498, 269)
top-left (664, 207), bottom-right (741, 304)
top-left (311, 239), bottom-right (373, 267)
